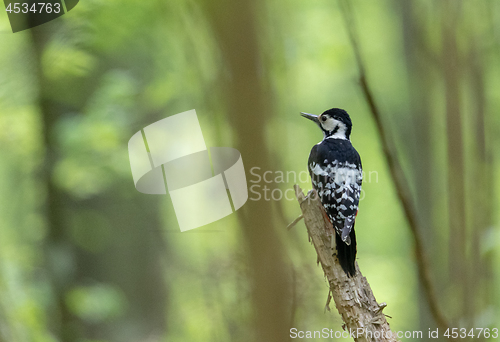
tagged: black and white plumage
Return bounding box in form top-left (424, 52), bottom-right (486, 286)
top-left (301, 108), bottom-right (362, 277)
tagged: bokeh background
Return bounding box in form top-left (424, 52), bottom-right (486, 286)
top-left (0, 0), bottom-right (499, 341)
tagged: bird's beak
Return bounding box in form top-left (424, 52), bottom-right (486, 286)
top-left (300, 112), bottom-right (319, 124)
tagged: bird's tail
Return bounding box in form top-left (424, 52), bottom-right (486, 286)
top-left (336, 228), bottom-right (357, 277)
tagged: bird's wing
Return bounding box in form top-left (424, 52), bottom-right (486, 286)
top-left (330, 164), bottom-right (362, 242)
top-left (310, 161), bottom-right (362, 245)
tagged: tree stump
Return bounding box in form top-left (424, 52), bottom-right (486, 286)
top-left (294, 185), bottom-right (399, 342)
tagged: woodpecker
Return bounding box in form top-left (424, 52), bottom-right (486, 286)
top-left (301, 108), bottom-right (362, 277)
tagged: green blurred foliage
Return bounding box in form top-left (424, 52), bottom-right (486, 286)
top-left (0, 0), bottom-right (499, 341)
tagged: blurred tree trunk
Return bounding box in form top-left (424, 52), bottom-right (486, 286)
top-left (30, 25), bottom-right (80, 341)
top-left (202, 0), bottom-right (291, 341)
top-left (30, 23), bottom-right (167, 342)
top-left (467, 3), bottom-right (493, 329)
top-left (340, 0), bottom-right (451, 332)
top-left (398, 0), bottom-right (494, 333)
top-left (399, 0), bottom-right (439, 335)
top-left (468, 42), bottom-right (488, 335)
top-left (73, 191), bottom-right (167, 342)
top-left (441, 0), bottom-right (469, 327)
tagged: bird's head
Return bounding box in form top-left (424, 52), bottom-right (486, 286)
top-left (301, 108), bottom-right (352, 140)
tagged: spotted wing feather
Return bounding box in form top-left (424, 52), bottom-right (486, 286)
top-left (308, 140), bottom-right (362, 245)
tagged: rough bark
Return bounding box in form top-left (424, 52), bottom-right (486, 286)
top-left (294, 185), bottom-right (399, 342)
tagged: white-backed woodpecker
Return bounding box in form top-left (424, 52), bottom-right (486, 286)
top-left (301, 108), bottom-right (363, 277)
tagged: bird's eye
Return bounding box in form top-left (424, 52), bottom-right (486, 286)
top-left (321, 116), bottom-right (327, 122)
